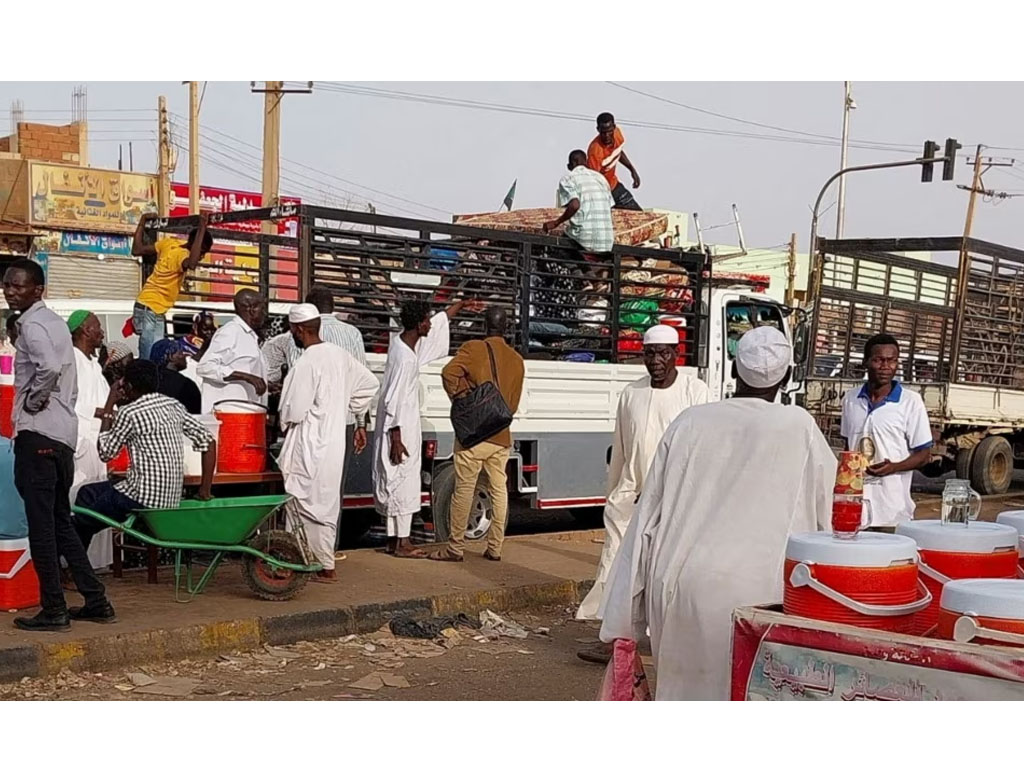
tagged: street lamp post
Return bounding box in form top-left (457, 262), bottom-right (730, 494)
top-left (807, 155), bottom-right (946, 307)
top-left (835, 82), bottom-right (857, 238)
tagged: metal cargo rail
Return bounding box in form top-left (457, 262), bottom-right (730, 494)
top-left (802, 235), bottom-right (1024, 444)
top-left (146, 204), bottom-right (709, 366)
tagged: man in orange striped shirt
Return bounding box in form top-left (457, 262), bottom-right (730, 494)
top-left (587, 112), bottom-right (643, 211)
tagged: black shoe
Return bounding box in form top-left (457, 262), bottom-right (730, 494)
top-left (483, 552), bottom-right (501, 562)
top-left (576, 642), bottom-right (613, 665)
top-left (69, 602), bottom-right (117, 624)
top-left (14, 610), bottom-right (72, 633)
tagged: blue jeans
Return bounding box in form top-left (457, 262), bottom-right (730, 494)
top-left (133, 302), bottom-right (165, 362)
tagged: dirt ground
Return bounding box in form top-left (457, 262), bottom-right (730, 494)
top-left (0, 606), bottom-right (612, 701)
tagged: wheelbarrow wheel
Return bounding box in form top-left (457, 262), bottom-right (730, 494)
top-left (241, 530), bottom-right (311, 601)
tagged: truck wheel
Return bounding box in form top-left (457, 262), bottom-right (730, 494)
top-left (955, 446), bottom-right (976, 480)
top-left (430, 464), bottom-right (493, 544)
top-left (970, 436), bottom-right (1013, 495)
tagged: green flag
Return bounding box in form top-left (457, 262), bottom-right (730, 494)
top-left (502, 179), bottom-right (517, 211)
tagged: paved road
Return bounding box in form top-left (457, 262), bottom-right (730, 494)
top-left (0, 606), bottom-right (611, 701)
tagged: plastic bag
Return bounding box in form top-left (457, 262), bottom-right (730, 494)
top-left (598, 638), bottom-right (652, 701)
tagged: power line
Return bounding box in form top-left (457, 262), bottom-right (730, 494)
top-left (183, 133), bottom-right (425, 217)
top-left (316, 82), bottom-right (922, 155)
top-left (172, 111), bottom-right (452, 217)
top-left (604, 81), bottom-right (918, 151)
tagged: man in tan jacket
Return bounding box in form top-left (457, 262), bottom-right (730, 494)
top-left (432, 307), bottom-right (524, 562)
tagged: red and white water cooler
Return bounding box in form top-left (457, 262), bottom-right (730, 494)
top-left (0, 538), bottom-right (40, 611)
top-left (895, 520), bottom-right (1019, 636)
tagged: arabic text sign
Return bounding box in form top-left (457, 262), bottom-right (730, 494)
top-left (170, 183), bottom-right (300, 236)
top-left (731, 607), bottom-right (1024, 701)
top-left (29, 163), bottom-right (157, 233)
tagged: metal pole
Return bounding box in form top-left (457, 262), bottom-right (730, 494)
top-left (836, 81), bottom-right (853, 238)
top-left (807, 155), bottom-right (942, 309)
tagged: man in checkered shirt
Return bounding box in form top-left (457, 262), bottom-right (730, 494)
top-left (73, 360), bottom-right (217, 555)
top-left (543, 149), bottom-right (615, 253)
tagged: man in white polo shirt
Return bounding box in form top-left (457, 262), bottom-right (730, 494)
top-left (840, 334), bottom-right (933, 531)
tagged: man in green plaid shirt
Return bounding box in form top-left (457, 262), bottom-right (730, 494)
top-left (543, 149), bottom-right (615, 253)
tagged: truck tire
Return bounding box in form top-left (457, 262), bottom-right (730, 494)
top-left (955, 446), bottom-right (976, 481)
top-left (970, 436), bottom-right (1013, 495)
top-left (430, 463), bottom-right (493, 544)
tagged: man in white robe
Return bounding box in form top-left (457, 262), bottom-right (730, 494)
top-left (278, 304), bottom-right (379, 581)
top-left (67, 311), bottom-right (113, 570)
top-left (599, 326), bottom-right (835, 700)
top-left (576, 325), bottom-right (709, 652)
top-left (372, 298), bottom-right (478, 557)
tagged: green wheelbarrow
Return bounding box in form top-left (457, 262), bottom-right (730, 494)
top-left (71, 495), bottom-right (322, 603)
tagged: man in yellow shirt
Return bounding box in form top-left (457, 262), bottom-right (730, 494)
top-left (131, 212), bottom-right (212, 360)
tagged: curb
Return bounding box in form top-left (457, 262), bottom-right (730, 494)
top-left (0, 578), bottom-right (594, 683)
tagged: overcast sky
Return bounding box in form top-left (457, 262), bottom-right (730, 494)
top-left (2, 81), bottom-right (1023, 252)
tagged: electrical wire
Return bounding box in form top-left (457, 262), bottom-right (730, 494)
top-left (172, 112), bottom-right (452, 217)
top-left (316, 82), bottom-right (922, 155)
top-left (604, 81), bottom-right (919, 151)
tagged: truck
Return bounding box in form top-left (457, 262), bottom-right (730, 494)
top-left (798, 234), bottom-right (1024, 496)
top-left (27, 204), bottom-right (799, 544)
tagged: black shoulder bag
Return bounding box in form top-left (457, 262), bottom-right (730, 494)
top-left (450, 341), bottom-right (514, 449)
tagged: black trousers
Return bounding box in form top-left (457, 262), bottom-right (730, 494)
top-left (611, 182), bottom-right (642, 211)
top-left (13, 431), bottom-right (107, 614)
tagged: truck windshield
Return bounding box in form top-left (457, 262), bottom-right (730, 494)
top-left (725, 301), bottom-right (786, 360)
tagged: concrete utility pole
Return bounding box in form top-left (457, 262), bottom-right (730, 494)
top-left (950, 145), bottom-right (1015, 371)
top-left (786, 232), bottom-right (797, 307)
top-left (188, 81), bottom-right (200, 214)
top-left (835, 81), bottom-right (856, 238)
top-left (157, 95), bottom-right (171, 217)
top-left (261, 81), bottom-right (283, 224)
top-left (251, 81), bottom-right (311, 234)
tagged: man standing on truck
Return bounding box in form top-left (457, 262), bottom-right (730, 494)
top-left (373, 297), bottom-right (481, 558)
top-left (575, 324), bottom-right (709, 662)
top-left (840, 334), bottom-right (933, 531)
top-left (431, 306), bottom-right (524, 563)
top-left (587, 112), bottom-right (642, 211)
top-left (599, 327), bottom-right (835, 699)
top-left (131, 212), bottom-right (213, 361)
top-left (543, 150), bottom-right (614, 254)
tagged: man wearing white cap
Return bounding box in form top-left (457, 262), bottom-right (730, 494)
top-left (277, 304), bottom-right (379, 580)
top-left (599, 326), bottom-right (836, 700)
top-left (576, 325), bottom-right (708, 655)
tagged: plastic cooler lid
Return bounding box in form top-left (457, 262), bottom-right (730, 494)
top-left (894, 520), bottom-right (1018, 553)
top-left (786, 532), bottom-right (918, 567)
top-left (940, 579), bottom-right (1024, 620)
top-left (996, 510), bottom-right (1024, 536)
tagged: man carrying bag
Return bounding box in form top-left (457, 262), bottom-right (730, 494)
top-left (432, 307), bottom-right (524, 562)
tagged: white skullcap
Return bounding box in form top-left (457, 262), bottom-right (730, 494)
top-left (735, 325), bottom-right (792, 388)
top-left (644, 324), bottom-right (680, 346)
top-left (288, 303), bottom-right (320, 324)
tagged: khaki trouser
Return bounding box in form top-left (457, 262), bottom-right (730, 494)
top-left (446, 442), bottom-right (510, 557)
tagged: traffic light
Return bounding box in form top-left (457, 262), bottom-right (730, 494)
top-left (943, 138), bottom-right (961, 181)
top-left (921, 140), bottom-right (939, 182)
